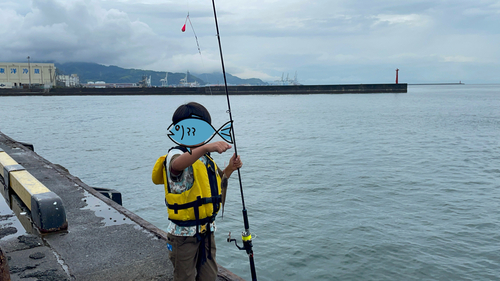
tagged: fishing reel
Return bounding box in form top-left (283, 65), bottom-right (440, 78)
top-left (227, 230), bottom-right (254, 256)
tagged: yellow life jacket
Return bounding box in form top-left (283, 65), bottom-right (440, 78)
top-left (152, 147), bottom-right (222, 227)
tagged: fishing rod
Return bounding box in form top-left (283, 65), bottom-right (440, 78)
top-left (210, 1), bottom-right (257, 280)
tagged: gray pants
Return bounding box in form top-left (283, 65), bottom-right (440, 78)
top-left (167, 232), bottom-right (217, 281)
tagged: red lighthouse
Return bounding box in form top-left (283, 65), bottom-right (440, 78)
top-left (395, 68), bottom-right (399, 84)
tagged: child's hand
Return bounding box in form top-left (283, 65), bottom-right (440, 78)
top-left (205, 141), bottom-right (232, 154)
top-left (225, 153), bottom-right (242, 177)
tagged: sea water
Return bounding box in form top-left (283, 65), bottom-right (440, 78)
top-left (0, 85), bottom-right (499, 280)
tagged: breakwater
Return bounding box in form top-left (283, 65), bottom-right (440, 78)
top-left (0, 83), bottom-right (407, 96)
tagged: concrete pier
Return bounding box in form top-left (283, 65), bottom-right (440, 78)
top-left (0, 131), bottom-right (243, 280)
top-left (0, 83), bottom-right (407, 96)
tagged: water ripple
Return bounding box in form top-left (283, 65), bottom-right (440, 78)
top-left (1, 87), bottom-right (500, 280)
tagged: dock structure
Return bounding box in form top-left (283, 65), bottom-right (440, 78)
top-left (0, 83), bottom-right (408, 96)
top-left (0, 131), bottom-right (243, 281)
top-left (0, 147), bottom-right (67, 233)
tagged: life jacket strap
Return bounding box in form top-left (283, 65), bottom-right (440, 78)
top-left (169, 217), bottom-right (214, 227)
top-left (165, 195), bottom-right (221, 213)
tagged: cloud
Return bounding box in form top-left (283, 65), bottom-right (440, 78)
top-left (370, 13), bottom-right (431, 27)
top-left (232, 69), bottom-right (276, 81)
top-left (0, 0), bottom-right (171, 68)
top-left (441, 56), bottom-right (477, 63)
top-left (1, 0), bottom-right (499, 84)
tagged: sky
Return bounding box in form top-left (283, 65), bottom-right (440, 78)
top-left (1, 0), bottom-right (499, 84)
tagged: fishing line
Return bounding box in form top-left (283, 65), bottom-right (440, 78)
top-left (211, 1), bottom-right (257, 280)
top-left (185, 13), bottom-right (201, 55)
top-left (182, 12), bottom-right (213, 94)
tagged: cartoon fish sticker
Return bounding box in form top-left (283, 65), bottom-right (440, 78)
top-left (167, 117), bottom-right (233, 153)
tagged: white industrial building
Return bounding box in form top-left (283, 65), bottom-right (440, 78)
top-left (0, 62), bottom-right (56, 89)
top-left (58, 74), bottom-right (80, 87)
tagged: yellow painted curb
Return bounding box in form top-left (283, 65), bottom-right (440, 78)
top-left (0, 149), bottom-right (67, 232)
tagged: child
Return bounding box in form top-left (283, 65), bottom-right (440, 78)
top-left (152, 102), bottom-right (242, 281)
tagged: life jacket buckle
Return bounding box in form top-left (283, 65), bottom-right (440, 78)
top-left (207, 163), bottom-right (215, 173)
top-left (200, 224), bottom-right (208, 234)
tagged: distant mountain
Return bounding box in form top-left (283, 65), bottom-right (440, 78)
top-left (192, 72), bottom-right (268, 86)
top-left (55, 62), bottom-right (267, 86)
top-left (55, 62), bottom-right (197, 86)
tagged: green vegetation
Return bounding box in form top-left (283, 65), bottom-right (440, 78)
top-left (55, 62), bottom-right (267, 86)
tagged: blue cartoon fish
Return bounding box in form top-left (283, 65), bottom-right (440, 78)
top-left (167, 117), bottom-right (233, 153)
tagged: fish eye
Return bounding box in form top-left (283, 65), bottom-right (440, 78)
top-left (175, 125), bottom-right (180, 131)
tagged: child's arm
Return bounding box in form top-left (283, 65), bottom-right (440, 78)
top-left (170, 141), bottom-right (233, 174)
